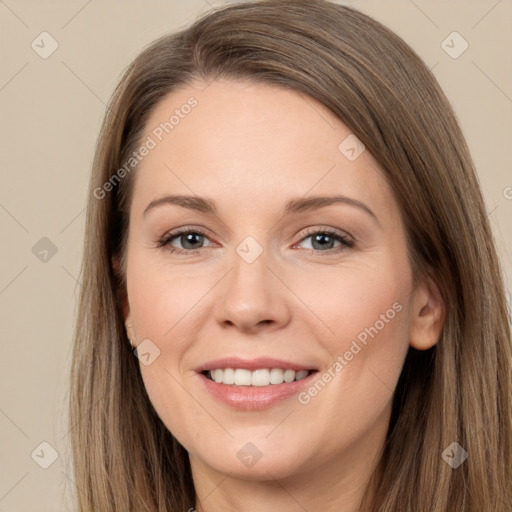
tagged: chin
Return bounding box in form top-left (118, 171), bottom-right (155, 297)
top-left (205, 453), bottom-right (306, 481)
top-left (188, 434), bottom-right (316, 482)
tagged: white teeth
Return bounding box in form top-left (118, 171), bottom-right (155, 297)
top-left (223, 368), bottom-right (235, 385)
top-left (234, 369), bottom-right (252, 386)
top-left (251, 369), bottom-right (270, 387)
top-left (283, 369), bottom-right (295, 383)
top-left (207, 368), bottom-right (312, 386)
top-left (295, 370), bottom-right (309, 381)
top-left (269, 368), bottom-right (284, 384)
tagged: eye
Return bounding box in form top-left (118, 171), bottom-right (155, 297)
top-left (157, 226), bottom-right (354, 256)
top-left (294, 227), bottom-right (354, 253)
top-left (157, 227), bottom-right (214, 255)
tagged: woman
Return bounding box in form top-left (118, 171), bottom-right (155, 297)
top-left (69, 0), bottom-right (512, 510)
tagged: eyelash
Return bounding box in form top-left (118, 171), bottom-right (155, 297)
top-left (156, 226), bottom-right (355, 256)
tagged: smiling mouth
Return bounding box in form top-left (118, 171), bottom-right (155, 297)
top-left (203, 368), bottom-right (318, 386)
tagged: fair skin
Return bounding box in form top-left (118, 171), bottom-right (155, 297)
top-left (123, 79), bottom-right (444, 512)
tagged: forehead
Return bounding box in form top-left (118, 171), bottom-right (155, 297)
top-left (130, 79), bottom-right (397, 222)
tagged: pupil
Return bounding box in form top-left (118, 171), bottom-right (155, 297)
top-left (313, 234), bottom-right (333, 250)
top-left (183, 233), bottom-right (202, 249)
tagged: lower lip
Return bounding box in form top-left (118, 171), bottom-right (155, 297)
top-left (198, 372), bottom-right (317, 410)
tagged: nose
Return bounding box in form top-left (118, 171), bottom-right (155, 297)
top-left (214, 246), bottom-right (291, 334)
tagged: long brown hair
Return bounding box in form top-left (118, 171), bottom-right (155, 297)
top-left (69, 1), bottom-right (512, 510)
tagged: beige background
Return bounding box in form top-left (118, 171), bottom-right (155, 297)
top-left (1, 0), bottom-right (511, 510)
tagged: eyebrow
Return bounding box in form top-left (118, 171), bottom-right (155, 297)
top-left (143, 194), bottom-right (379, 224)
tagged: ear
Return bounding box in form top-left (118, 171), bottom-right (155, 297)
top-left (409, 275), bottom-right (445, 350)
top-left (113, 256), bottom-right (135, 343)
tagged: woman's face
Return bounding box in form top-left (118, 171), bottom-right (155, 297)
top-left (123, 79), bottom-right (439, 485)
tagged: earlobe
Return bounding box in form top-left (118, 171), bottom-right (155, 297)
top-left (409, 276), bottom-right (445, 350)
top-left (125, 321), bottom-right (135, 347)
top-left (113, 255), bottom-right (134, 344)
top-left (125, 311), bottom-right (136, 346)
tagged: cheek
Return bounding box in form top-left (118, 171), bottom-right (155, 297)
top-left (296, 251), bottom-right (411, 358)
top-left (138, 365), bottom-right (215, 458)
top-left (327, 277), bottom-right (409, 363)
top-left (312, 305), bottom-right (410, 457)
top-left (292, 253), bottom-right (412, 423)
top-left (126, 253), bottom-right (208, 342)
top-left (125, 257), bottom-right (220, 444)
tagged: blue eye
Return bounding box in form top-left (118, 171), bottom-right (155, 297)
top-left (297, 228), bottom-right (354, 252)
top-left (158, 228), bottom-right (212, 255)
top-left (157, 226), bottom-right (354, 256)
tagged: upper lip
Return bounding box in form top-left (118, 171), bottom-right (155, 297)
top-left (195, 357), bottom-right (317, 373)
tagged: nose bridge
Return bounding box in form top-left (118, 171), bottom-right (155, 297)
top-left (232, 236), bottom-right (270, 289)
top-left (214, 233), bottom-right (289, 331)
